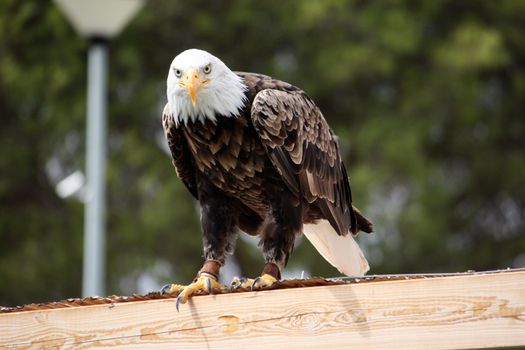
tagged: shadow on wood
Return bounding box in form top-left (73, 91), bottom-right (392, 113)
top-left (1, 269), bottom-right (524, 349)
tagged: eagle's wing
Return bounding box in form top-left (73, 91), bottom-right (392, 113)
top-left (162, 103), bottom-right (198, 199)
top-left (251, 89), bottom-right (356, 236)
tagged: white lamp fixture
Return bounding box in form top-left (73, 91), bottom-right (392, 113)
top-left (54, 0), bottom-right (143, 39)
top-left (54, 0), bottom-right (144, 298)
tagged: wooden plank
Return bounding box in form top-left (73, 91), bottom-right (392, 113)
top-left (1, 270), bottom-right (524, 349)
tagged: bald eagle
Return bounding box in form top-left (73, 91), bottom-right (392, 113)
top-left (161, 49), bottom-right (372, 308)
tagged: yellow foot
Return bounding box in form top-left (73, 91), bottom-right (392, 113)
top-left (230, 274), bottom-right (278, 290)
top-left (161, 274), bottom-right (225, 311)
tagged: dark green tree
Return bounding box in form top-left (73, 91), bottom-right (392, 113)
top-left (1, 0), bottom-right (524, 306)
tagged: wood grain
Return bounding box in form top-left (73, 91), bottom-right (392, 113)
top-left (1, 270), bottom-right (524, 349)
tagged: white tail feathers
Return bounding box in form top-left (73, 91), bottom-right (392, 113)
top-left (303, 219), bottom-right (369, 276)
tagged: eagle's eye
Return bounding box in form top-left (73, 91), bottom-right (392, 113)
top-left (174, 68), bottom-right (182, 78)
top-left (203, 64), bottom-right (211, 74)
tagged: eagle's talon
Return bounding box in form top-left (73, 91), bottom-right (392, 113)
top-left (159, 283), bottom-right (185, 295)
top-left (251, 277), bottom-right (261, 291)
top-left (170, 274), bottom-right (225, 312)
top-left (176, 295), bottom-right (184, 312)
top-left (160, 283), bottom-right (172, 295)
top-left (251, 274), bottom-right (278, 290)
top-left (206, 277), bottom-right (212, 293)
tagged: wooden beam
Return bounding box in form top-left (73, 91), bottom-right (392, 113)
top-left (1, 270), bottom-right (524, 349)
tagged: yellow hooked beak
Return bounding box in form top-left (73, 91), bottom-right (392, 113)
top-left (179, 68), bottom-right (208, 107)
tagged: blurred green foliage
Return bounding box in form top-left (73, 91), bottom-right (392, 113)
top-left (1, 0), bottom-right (524, 306)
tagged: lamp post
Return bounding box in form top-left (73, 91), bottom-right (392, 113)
top-left (54, 0), bottom-right (144, 297)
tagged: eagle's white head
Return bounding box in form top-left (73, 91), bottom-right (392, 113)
top-left (167, 49), bottom-right (247, 125)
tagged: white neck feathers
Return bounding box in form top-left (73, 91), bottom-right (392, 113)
top-left (166, 49), bottom-right (247, 125)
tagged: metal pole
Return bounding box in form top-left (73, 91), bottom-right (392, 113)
top-left (82, 39), bottom-right (108, 297)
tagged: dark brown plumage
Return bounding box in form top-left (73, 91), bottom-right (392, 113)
top-left (163, 72), bottom-right (372, 283)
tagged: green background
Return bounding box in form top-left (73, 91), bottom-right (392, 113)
top-left (1, 0), bottom-right (524, 306)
